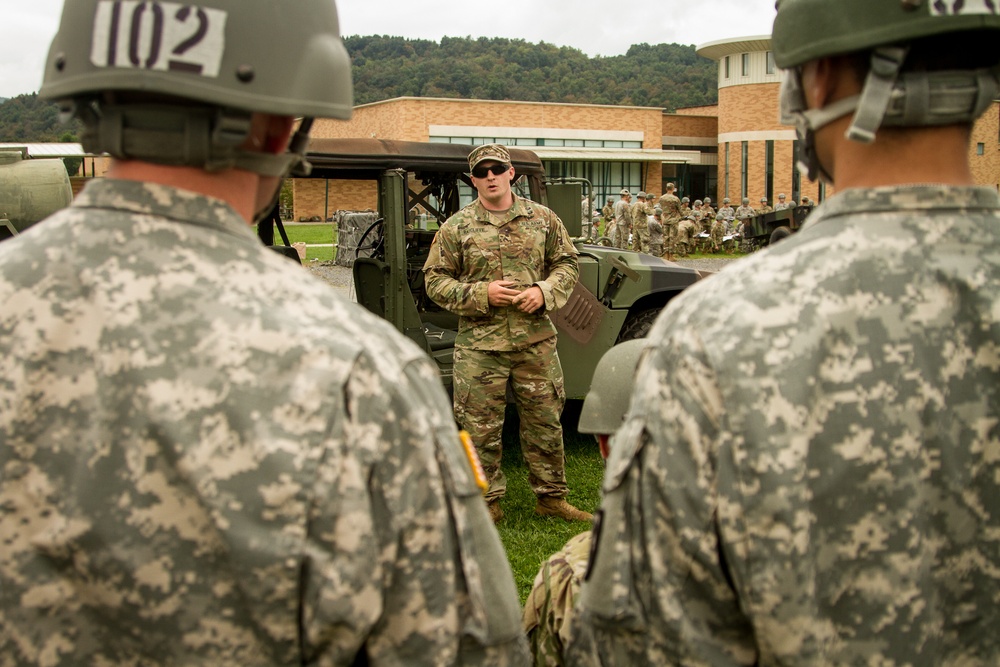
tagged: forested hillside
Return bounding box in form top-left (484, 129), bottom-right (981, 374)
top-left (0, 93), bottom-right (81, 143)
top-left (346, 36), bottom-right (716, 109)
top-left (1, 35), bottom-right (717, 142)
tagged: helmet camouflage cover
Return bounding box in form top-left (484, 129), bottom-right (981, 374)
top-left (578, 340), bottom-right (648, 436)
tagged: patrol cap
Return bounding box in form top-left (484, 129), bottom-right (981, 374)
top-left (578, 340), bottom-right (648, 435)
top-left (468, 143), bottom-right (511, 171)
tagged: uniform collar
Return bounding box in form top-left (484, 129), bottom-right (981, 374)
top-left (474, 194), bottom-right (533, 226)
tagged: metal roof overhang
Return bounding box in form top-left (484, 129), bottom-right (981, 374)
top-left (531, 147), bottom-right (701, 163)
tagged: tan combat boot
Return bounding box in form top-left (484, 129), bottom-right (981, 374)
top-left (535, 497), bottom-right (593, 522)
top-left (487, 500), bottom-right (504, 524)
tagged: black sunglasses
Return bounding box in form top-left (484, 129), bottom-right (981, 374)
top-left (471, 163), bottom-right (510, 178)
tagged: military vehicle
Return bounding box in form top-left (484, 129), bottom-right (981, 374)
top-left (743, 205), bottom-right (813, 248)
top-left (0, 148), bottom-right (74, 241)
top-left (286, 138), bottom-right (711, 399)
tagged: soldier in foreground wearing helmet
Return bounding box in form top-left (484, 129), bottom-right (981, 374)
top-left (567, 1), bottom-right (1000, 664)
top-left (0, 2), bottom-right (528, 665)
top-left (522, 340), bottom-right (647, 667)
top-left (423, 144), bottom-right (591, 525)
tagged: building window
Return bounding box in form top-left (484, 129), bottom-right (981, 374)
top-left (766, 51), bottom-right (775, 75)
top-left (741, 141), bottom-right (748, 198)
top-left (741, 53), bottom-right (750, 77)
top-left (724, 143), bottom-right (730, 199)
top-left (792, 139), bottom-right (801, 202)
top-left (977, 142), bottom-right (986, 155)
top-left (765, 140), bottom-right (774, 204)
top-left (724, 56), bottom-right (730, 79)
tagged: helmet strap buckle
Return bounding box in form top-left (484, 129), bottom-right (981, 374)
top-left (846, 45), bottom-right (909, 143)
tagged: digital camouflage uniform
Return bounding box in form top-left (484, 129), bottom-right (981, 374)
top-left (657, 193), bottom-right (682, 256)
top-left (612, 198), bottom-right (631, 249)
top-left (567, 185), bottom-right (1000, 665)
top-left (423, 194), bottom-right (579, 503)
top-left (0, 180), bottom-right (529, 666)
top-left (523, 531), bottom-right (592, 667)
top-left (718, 204), bottom-right (736, 223)
top-left (735, 204), bottom-right (756, 220)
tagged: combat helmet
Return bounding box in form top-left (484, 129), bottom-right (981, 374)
top-left (578, 340), bottom-right (648, 436)
top-left (773, 0), bottom-right (1000, 182)
top-left (39, 0), bottom-right (353, 178)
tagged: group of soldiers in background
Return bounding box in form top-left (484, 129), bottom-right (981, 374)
top-left (597, 188), bottom-right (814, 257)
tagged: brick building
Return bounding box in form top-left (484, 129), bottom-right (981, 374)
top-left (301, 97), bottom-right (716, 222)
top-left (295, 34), bottom-right (999, 222)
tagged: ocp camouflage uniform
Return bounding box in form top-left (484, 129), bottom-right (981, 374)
top-left (0, 180), bottom-right (529, 665)
top-left (647, 213), bottom-right (664, 257)
top-left (567, 185), bottom-right (1000, 665)
top-left (600, 202), bottom-right (614, 238)
top-left (675, 218), bottom-right (697, 257)
top-left (423, 194), bottom-right (579, 503)
top-left (709, 216), bottom-right (725, 252)
top-left (523, 531), bottom-right (592, 667)
top-left (629, 198), bottom-right (650, 253)
top-left (657, 193), bottom-right (683, 256)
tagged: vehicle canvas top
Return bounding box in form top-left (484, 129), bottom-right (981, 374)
top-left (305, 138), bottom-right (545, 180)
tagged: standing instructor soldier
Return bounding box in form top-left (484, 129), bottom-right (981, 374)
top-left (424, 144), bottom-right (592, 524)
top-left (0, 1), bottom-right (528, 664)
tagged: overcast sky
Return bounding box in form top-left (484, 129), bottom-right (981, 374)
top-left (2, 0), bottom-right (777, 100)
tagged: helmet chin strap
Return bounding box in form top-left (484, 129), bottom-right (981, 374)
top-left (251, 118), bottom-right (315, 224)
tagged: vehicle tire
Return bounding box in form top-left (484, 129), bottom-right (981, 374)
top-left (769, 226), bottom-right (791, 245)
top-left (616, 307), bottom-right (661, 342)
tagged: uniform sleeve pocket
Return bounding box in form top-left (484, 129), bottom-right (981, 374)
top-left (577, 417), bottom-right (650, 632)
top-left (603, 417), bottom-right (646, 492)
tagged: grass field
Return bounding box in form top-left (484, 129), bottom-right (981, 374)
top-left (267, 222), bottom-right (638, 603)
top-left (259, 223), bottom-right (339, 262)
top-left (495, 401), bottom-right (603, 604)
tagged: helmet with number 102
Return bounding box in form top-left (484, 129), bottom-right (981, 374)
top-left (39, 0), bottom-right (352, 173)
